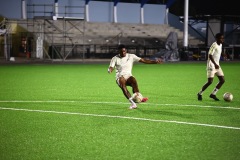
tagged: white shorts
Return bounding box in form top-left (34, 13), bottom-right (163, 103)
top-left (207, 68), bottom-right (224, 78)
top-left (116, 74), bottom-right (132, 86)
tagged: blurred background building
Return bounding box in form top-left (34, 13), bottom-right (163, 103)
top-left (0, 0), bottom-right (239, 61)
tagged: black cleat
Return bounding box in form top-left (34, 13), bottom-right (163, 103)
top-left (197, 93), bottom-right (202, 101)
top-left (209, 94), bottom-right (220, 101)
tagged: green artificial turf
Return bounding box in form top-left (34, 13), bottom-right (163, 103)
top-left (0, 62), bottom-right (239, 160)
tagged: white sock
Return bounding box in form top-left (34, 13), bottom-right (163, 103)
top-left (130, 92), bottom-right (139, 99)
top-left (129, 98), bottom-right (136, 106)
top-left (211, 88), bottom-right (219, 95)
top-left (198, 90), bottom-right (203, 95)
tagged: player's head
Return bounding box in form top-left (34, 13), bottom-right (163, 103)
top-left (118, 44), bottom-right (127, 57)
top-left (215, 33), bottom-right (224, 44)
top-left (118, 44), bottom-right (126, 50)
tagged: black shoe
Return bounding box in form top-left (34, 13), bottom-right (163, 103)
top-left (197, 93), bottom-right (202, 101)
top-left (209, 94), bottom-right (220, 101)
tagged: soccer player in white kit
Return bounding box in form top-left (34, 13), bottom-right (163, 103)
top-left (197, 33), bottom-right (225, 101)
top-left (108, 44), bottom-right (162, 109)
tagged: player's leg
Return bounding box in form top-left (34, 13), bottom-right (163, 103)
top-left (209, 69), bottom-right (225, 101)
top-left (197, 77), bottom-right (213, 100)
top-left (215, 68), bottom-right (225, 90)
top-left (201, 78), bottom-right (214, 91)
top-left (197, 69), bottom-right (215, 101)
top-left (126, 76), bottom-right (139, 93)
top-left (117, 76), bottom-right (137, 109)
top-left (211, 76), bottom-right (225, 96)
top-left (127, 76), bottom-right (148, 102)
top-left (215, 76), bottom-right (225, 89)
top-left (117, 76), bottom-right (131, 99)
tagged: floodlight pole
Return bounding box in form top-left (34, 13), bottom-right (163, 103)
top-left (183, 0), bottom-right (189, 50)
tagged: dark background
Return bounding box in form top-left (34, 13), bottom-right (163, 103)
top-left (170, 0), bottom-right (240, 16)
top-left (94, 0), bottom-right (240, 17)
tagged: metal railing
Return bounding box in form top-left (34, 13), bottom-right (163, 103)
top-left (27, 4), bottom-right (85, 19)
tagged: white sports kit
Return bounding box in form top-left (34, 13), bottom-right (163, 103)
top-left (206, 42), bottom-right (224, 78)
top-left (109, 53), bottom-right (141, 83)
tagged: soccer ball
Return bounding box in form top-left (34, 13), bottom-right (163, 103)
top-left (132, 92), bottom-right (143, 103)
top-left (223, 92), bottom-right (233, 102)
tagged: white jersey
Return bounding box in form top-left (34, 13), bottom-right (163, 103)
top-left (109, 53), bottom-right (141, 79)
top-left (207, 42), bottom-right (222, 70)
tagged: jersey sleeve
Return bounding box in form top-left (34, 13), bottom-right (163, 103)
top-left (131, 54), bottom-right (141, 62)
top-left (109, 56), bottom-right (116, 68)
top-left (208, 43), bottom-right (217, 55)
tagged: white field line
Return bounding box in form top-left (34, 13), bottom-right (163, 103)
top-left (0, 107), bottom-right (240, 131)
top-left (0, 100), bottom-right (239, 110)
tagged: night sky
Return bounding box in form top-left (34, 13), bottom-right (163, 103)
top-left (169, 0), bottom-right (239, 16)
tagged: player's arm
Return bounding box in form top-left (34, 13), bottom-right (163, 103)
top-left (208, 44), bottom-right (219, 69)
top-left (208, 45), bottom-right (219, 69)
top-left (139, 58), bottom-right (163, 64)
top-left (209, 54), bottom-right (219, 69)
top-left (108, 66), bottom-right (114, 73)
top-left (108, 57), bottom-right (116, 73)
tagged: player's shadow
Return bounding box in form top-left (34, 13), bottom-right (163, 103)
top-left (137, 107), bottom-right (194, 119)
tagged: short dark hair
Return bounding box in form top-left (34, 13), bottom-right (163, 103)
top-left (118, 44), bottom-right (125, 50)
top-left (215, 33), bottom-right (223, 39)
